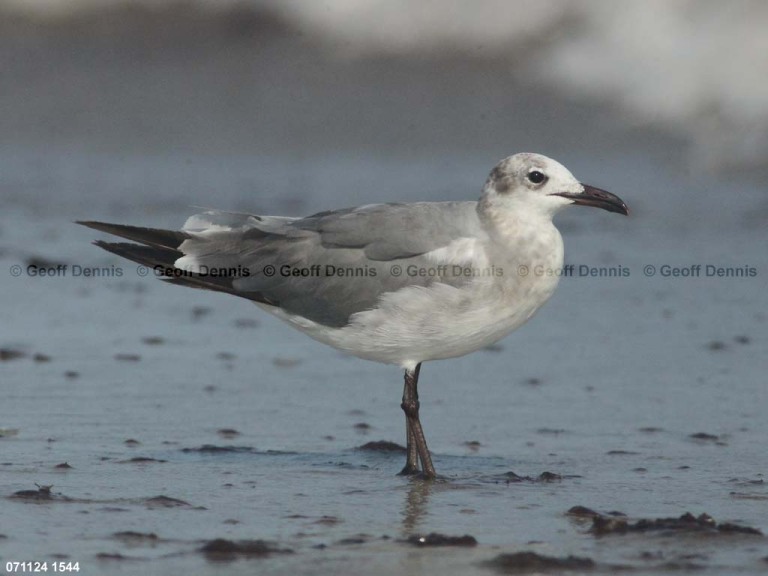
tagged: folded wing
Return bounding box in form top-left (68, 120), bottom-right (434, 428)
top-left (79, 202), bottom-right (484, 327)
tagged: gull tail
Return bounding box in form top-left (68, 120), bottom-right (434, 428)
top-left (93, 240), bottom-right (181, 271)
top-left (77, 220), bottom-right (277, 306)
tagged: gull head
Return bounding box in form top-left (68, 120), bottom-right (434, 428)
top-left (480, 153), bottom-right (628, 219)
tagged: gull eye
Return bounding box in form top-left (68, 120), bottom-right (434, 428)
top-left (527, 171), bottom-right (547, 185)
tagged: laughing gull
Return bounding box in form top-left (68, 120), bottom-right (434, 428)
top-left (79, 153), bottom-right (628, 478)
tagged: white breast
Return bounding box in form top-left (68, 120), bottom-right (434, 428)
top-left (265, 223), bottom-right (565, 370)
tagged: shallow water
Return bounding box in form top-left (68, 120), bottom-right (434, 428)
top-left (2, 146), bottom-right (766, 575)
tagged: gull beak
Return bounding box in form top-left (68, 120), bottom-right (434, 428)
top-left (553, 184), bottom-right (629, 216)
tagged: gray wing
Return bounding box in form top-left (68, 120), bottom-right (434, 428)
top-left (293, 202), bottom-right (476, 260)
top-left (81, 202), bottom-right (484, 327)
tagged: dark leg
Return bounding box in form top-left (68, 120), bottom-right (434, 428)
top-left (399, 409), bottom-right (420, 476)
top-left (398, 363), bottom-right (436, 479)
top-left (400, 374), bottom-right (421, 476)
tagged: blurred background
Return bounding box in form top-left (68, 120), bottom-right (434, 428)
top-left (2, 0), bottom-right (767, 220)
top-left (1, 1), bottom-right (766, 572)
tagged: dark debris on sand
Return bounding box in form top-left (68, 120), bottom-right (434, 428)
top-left (313, 515), bottom-right (342, 526)
top-left (566, 506), bottom-right (626, 519)
top-left (11, 488), bottom-right (53, 501)
top-left (199, 538), bottom-right (293, 562)
top-left (144, 495), bottom-right (192, 508)
top-left (336, 535), bottom-right (368, 545)
top-left (485, 551), bottom-right (595, 573)
top-left (707, 340), bottom-right (727, 351)
top-left (25, 255), bottom-right (69, 269)
top-left (95, 553), bottom-right (134, 561)
top-left (404, 533), bottom-right (477, 547)
top-left (689, 432), bottom-right (722, 442)
top-left (10, 484), bottom-right (69, 502)
top-left (464, 440), bottom-right (482, 451)
top-left (0, 348), bottom-right (26, 361)
top-left (191, 306), bottom-right (212, 321)
top-left (181, 444), bottom-right (259, 454)
top-left (181, 445), bottom-right (293, 458)
top-left (583, 510), bottom-right (762, 536)
top-left (495, 471), bottom-right (564, 484)
top-left (112, 531), bottom-right (159, 542)
top-left (357, 440), bottom-right (406, 452)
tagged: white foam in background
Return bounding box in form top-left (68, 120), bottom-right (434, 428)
top-left (2, 0), bottom-right (767, 171)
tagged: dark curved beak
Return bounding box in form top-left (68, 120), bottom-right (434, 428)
top-left (553, 184), bottom-right (629, 215)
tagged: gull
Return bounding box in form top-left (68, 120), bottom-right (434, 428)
top-left (79, 153), bottom-right (628, 479)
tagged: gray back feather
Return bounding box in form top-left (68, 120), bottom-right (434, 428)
top-left (180, 203), bottom-right (482, 327)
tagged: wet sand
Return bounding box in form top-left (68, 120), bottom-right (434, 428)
top-left (1, 6), bottom-right (767, 575)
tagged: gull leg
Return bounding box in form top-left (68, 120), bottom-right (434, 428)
top-left (399, 363), bottom-right (436, 479)
top-left (399, 408), bottom-right (420, 476)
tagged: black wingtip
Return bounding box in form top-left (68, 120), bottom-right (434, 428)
top-left (77, 220), bottom-right (188, 250)
top-left (77, 220), bottom-right (112, 231)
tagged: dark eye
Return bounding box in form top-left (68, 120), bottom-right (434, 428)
top-left (527, 171), bottom-right (547, 185)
